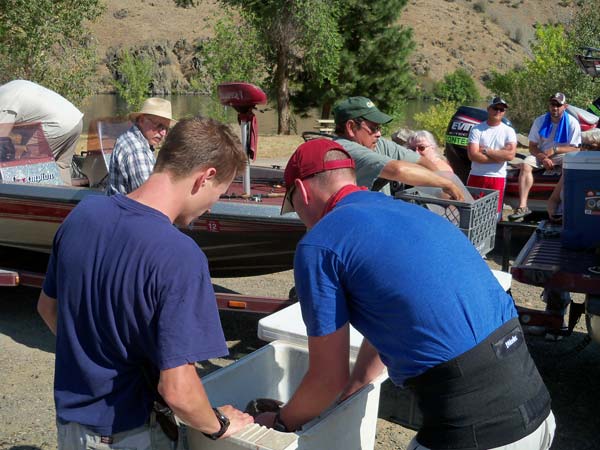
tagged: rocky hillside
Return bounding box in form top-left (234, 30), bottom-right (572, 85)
top-left (88, 0), bottom-right (578, 95)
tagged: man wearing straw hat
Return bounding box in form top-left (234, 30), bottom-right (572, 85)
top-left (107, 97), bottom-right (176, 195)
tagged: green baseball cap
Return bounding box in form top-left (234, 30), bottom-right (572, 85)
top-left (333, 96), bottom-right (392, 125)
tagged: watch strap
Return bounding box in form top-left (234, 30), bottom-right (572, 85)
top-left (202, 407), bottom-right (230, 440)
top-left (272, 410), bottom-right (291, 432)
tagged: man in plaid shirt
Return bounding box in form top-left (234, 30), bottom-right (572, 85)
top-left (107, 98), bottom-right (175, 195)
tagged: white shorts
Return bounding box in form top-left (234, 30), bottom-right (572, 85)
top-left (406, 410), bottom-right (556, 450)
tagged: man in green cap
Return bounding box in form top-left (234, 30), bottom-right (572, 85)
top-left (333, 96), bottom-right (463, 199)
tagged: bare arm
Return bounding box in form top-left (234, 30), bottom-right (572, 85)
top-left (380, 160), bottom-right (465, 201)
top-left (37, 291), bottom-right (58, 335)
top-left (530, 141), bottom-right (555, 170)
top-left (467, 142), bottom-right (516, 163)
top-left (339, 338), bottom-right (385, 401)
top-left (266, 325), bottom-right (351, 431)
top-left (159, 364), bottom-right (253, 438)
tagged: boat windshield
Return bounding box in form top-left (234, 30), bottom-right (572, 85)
top-left (87, 117), bottom-right (132, 154)
top-left (0, 122), bottom-right (53, 164)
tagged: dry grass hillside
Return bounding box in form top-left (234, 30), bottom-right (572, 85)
top-left (88, 0), bottom-right (578, 94)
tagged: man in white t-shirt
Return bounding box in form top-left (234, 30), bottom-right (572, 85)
top-left (508, 92), bottom-right (581, 221)
top-left (467, 97), bottom-right (517, 217)
top-left (0, 80), bottom-right (83, 185)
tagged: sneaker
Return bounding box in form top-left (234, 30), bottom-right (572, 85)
top-left (508, 206), bottom-right (532, 221)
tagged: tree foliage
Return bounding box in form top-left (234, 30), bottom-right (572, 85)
top-left (195, 13), bottom-right (267, 92)
top-left (112, 50), bottom-right (154, 112)
top-left (0, 0), bottom-right (104, 105)
top-left (433, 69), bottom-right (480, 104)
top-left (216, 0), bottom-right (342, 134)
top-left (413, 101), bottom-right (458, 146)
top-left (191, 12), bottom-right (268, 121)
top-left (484, 15), bottom-right (599, 130)
top-left (293, 0), bottom-right (416, 119)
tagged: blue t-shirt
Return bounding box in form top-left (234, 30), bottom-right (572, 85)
top-left (294, 191), bottom-right (516, 385)
top-left (43, 194), bottom-right (228, 435)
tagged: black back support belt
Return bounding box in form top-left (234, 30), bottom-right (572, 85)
top-left (405, 317), bottom-right (551, 450)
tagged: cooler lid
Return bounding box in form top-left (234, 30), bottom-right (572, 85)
top-left (258, 303), bottom-right (365, 354)
top-left (563, 151), bottom-right (600, 169)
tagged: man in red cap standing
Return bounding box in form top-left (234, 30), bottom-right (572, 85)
top-left (266, 138), bottom-right (555, 450)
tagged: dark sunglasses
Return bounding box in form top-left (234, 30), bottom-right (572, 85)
top-left (492, 106), bottom-right (507, 112)
top-left (357, 119), bottom-right (382, 134)
top-left (415, 144), bottom-right (430, 151)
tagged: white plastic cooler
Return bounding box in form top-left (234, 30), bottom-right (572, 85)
top-left (187, 303), bottom-right (388, 450)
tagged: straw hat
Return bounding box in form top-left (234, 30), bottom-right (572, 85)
top-left (129, 98), bottom-right (176, 126)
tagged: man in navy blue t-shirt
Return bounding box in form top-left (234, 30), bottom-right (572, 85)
top-left (38, 117), bottom-right (254, 448)
top-left (261, 139), bottom-right (555, 450)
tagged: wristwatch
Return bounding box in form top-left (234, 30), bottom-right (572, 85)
top-left (272, 410), bottom-right (291, 432)
top-left (482, 147), bottom-right (488, 156)
top-left (553, 143), bottom-right (558, 154)
top-left (203, 408), bottom-right (230, 440)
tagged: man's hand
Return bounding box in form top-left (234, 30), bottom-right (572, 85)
top-left (217, 404), bottom-right (254, 439)
top-left (541, 157), bottom-right (554, 170)
top-left (442, 181), bottom-right (465, 201)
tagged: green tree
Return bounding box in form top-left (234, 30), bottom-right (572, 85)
top-left (0, 0), bottom-right (104, 104)
top-left (112, 50), bottom-right (154, 112)
top-left (216, 0), bottom-right (342, 134)
top-left (485, 21), bottom-right (596, 130)
top-left (413, 101), bottom-right (458, 146)
top-left (293, 0), bottom-right (416, 119)
top-left (190, 12), bottom-right (268, 121)
top-left (433, 69), bottom-right (480, 104)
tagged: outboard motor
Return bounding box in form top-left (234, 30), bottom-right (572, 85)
top-left (445, 106), bottom-right (514, 184)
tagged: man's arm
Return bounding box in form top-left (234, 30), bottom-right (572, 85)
top-left (126, 147), bottom-right (155, 192)
top-left (159, 363), bottom-right (253, 438)
top-left (257, 324), bottom-right (351, 431)
top-left (339, 338), bottom-right (385, 401)
top-left (37, 291), bottom-right (57, 335)
top-left (529, 141), bottom-right (555, 170)
top-left (380, 160), bottom-right (465, 201)
top-left (467, 142), bottom-right (516, 163)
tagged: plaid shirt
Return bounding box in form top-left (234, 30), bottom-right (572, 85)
top-left (106, 125), bottom-right (155, 195)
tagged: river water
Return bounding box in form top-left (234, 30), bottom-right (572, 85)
top-left (79, 94), bottom-right (433, 135)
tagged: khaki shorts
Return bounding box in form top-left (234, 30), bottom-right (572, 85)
top-left (512, 153), bottom-right (564, 169)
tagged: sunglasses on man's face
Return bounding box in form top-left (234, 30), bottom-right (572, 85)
top-left (492, 106), bottom-right (506, 112)
top-left (357, 119), bottom-right (382, 134)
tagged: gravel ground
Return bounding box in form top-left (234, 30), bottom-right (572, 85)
top-left (0, 230), bottom-right (598, 450)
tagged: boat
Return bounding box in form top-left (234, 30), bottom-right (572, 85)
top-left (0, 83), bottom-right (305, 278)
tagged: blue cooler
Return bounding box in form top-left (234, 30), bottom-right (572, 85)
top-left (562, 151), bottom-right (600, 249)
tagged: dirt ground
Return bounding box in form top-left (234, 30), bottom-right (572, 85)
top-left (0, 228), bottom-right (599, 450)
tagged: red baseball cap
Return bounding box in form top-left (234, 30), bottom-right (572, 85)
top-left (281, 139), bottom-right (355, 214)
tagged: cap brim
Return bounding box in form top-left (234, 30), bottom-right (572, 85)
top-left (280, 187), bottom-right (295, 215)
top-left (362, 109), bottom-right (393, 124)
